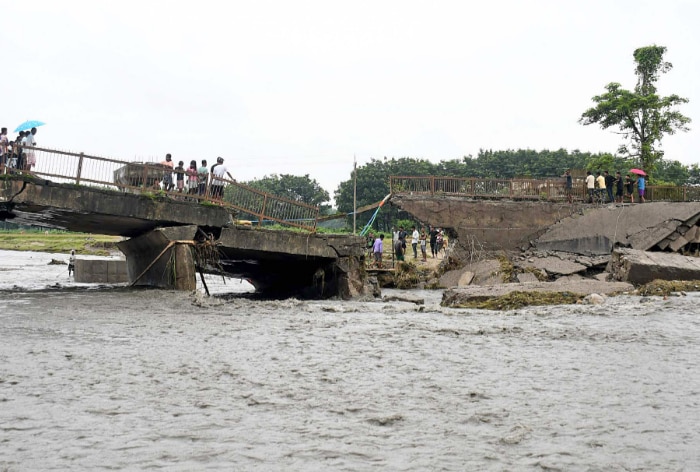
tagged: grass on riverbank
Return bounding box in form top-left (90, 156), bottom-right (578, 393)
top-left (0, 232), bottom-right (122, 256)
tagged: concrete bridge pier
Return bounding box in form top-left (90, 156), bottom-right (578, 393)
top-left (117, 226), bottom-right (198, 290)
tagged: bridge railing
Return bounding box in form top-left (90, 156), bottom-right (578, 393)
top-left (2, 145), bottom-right (319, 232)
top-left (389, 175), bottom-right (578, 200)
top-left (389, 175), bottom-right (699, 202)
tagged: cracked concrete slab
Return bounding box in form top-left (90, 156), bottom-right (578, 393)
top-left (536, 203), bottom-right (700, 255)
top-left (610, 248), bottom-right (700, 285)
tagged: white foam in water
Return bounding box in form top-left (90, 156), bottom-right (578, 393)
top-left (0, 249), bottom-right (255, 294)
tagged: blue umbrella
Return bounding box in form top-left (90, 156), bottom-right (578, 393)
top-left (14, 120), bottom-right (45, 133)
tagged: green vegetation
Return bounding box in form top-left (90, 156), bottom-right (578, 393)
top-left (0, 231), bottom-right (122, 256)
top-left (241, 174), bottom-right (331, 213)
top-left (637, 279), bottom-right (700, 297)
top-left (452, 291), bottom-right (584, 311)
top-left (497, 255), bottom-right (515, 283)
top-left (580, 45), bottom-right (691, 173)
top-left (395, 261), bottom-right (422, 289)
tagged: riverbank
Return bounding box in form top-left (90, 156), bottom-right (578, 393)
top-left (0, 232), bottom-right (122, 256)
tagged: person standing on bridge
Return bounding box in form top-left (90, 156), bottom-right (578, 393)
top-left (161, 154), bottom-right (174, 191)
top-left (22, 127), bottom-right (37, 171)
top-left (585, 171), bottom-right (595, 203)
top-left (198, 160), bottom-right (209, 196)
top-left (563, 169), bottom-right (573, 204)
top-left (0, 127), bottom-right (8, 167)
top-left (625, 174), bottom-right (635, 203)
top-left (186, 160), bottom-right (199, 196)
top-left (615, 171), bottom-right (624, 203)
top-left (604, 171), bottom-right (615, 203)
top-left (14, 133), bottom-right (25, 170)
top-left (637, 173), bottom-right (646, 203)
top-left (210, 157), bottom-right (234, 200)
top-left (174, 161), bottom-right (185, 192)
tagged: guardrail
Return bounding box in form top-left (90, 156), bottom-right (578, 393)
top-left (1, 145), bottom-right (319, 232)
top-left (389, 175), bottom-right (700, 202)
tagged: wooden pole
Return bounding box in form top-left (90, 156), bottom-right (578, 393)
top-left (353, 155), bottom-right (357, 235)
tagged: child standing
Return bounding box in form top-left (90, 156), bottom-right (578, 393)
top-left (420, 230), bottom-right (427, 261)
top-left (174, 161), bottom-right (185, 192)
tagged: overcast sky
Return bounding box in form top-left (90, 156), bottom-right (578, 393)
top-left (3, 0), bottom-right (698, 201)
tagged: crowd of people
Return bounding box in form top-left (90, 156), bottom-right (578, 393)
top-left (158, 153), bottom-right (234, 200)
top-left (0, 127), bottom-right (39, 171)
top-left (367, 224), bottom-right (447, 268)
top-left (580, 169), bottom-right (646, 204)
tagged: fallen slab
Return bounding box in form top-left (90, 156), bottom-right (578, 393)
top-left (517, 257), bottom-right (588, 276)
top-left (441, 279), bottom-right (634, 308)
top-left (609, 248), bottom-right (700, 285)
top-left (536, 203), bottom-right (700, 255)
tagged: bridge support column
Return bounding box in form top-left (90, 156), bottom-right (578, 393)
top-left (117, 226), bottom-right (198, 290)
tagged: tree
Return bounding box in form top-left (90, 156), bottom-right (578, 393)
top-left (244, 174), bottom-right (331, 212)
top-left (579, 45), bottom-right (691, 173)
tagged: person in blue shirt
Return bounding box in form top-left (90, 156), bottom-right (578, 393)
top-left (637, 175), bottom-right (646, 203)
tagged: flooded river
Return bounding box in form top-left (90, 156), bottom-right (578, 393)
top-left (1, 250), bottom-right (699, 471)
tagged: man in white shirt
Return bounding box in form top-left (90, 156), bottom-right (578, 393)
top-left (585, 171), bottom-right (595, 203)
top-left (210, 157), bottom-right (234, 200)
top-left (411, 226), bottom-right (420, 258)
top-left (23, 127), bottom-right (37, 170)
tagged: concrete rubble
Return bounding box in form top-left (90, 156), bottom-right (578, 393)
top-left (536, 202), bottom-right (700, 255)
top-left (435, 204), bottom-right (700, 305)
top-left (393, 198), bottom-right (700, 305)
top-left (442, 279), bottom-right (634, 308)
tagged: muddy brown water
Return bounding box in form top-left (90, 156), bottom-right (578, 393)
top-left (1, 250), bottom-right (699, 471)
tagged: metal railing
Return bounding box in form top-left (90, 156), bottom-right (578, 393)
top-left (389, 175), bottom-right (700, 202)
top-left (1, 145), bottom-right (319, 232)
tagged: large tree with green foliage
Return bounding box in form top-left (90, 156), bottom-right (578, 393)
top-left (579, 45), bottom-right (691, 173)
top-left (244, 174), bottom-right (331, 212)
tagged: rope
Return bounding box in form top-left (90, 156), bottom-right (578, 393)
top-left (359, 194), bottom-right (391, 236)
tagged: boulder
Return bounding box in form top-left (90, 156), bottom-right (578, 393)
top-left (439, 268), bottom-right (463, 288)
top-left (457, 270), bottom-right (475, 286)
top-left (582, 293), bottom-right (606, 305)
top-left (516, 272), bottom-right (539, 283)
top-left (464, 259), bottom-right (503, 286)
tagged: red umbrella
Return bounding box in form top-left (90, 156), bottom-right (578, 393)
top-left (630, 168), bottom-right (647, 176)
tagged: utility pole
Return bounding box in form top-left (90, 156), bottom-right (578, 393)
top-left (353, 155), bottom-right (357, 234)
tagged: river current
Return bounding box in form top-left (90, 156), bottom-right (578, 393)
top-left (1, 250), bottom-right (699, 471)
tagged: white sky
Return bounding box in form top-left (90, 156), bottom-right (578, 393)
top-left (3, 0), bottom-right (698, 200)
